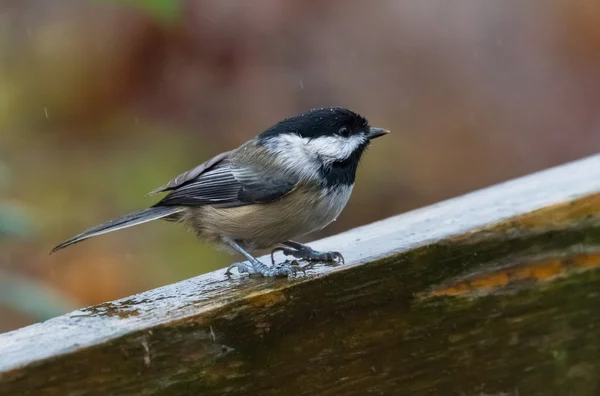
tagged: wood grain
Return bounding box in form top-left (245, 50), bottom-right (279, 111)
top-left (2, 155), bottom-right (600, 395)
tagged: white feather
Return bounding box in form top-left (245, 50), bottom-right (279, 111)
top-left (306, 135), bottom-right (366, 162)
top-left (313, 184), bottom-right (354, 231)
top-left (264, 133), bottom-right (366, 181)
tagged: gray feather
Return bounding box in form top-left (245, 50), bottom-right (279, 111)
top-left (155, 163), bottom-right (298, 208)
top-left (154, 142), bottom-right (300, 208)
top-left (50, 206), bottom-right (184, 254)
top-left (147, 150), bottom-right (233, 196)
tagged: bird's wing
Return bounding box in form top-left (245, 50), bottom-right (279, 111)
top-left (153, 161), bottom-right (300, 208)
top-left (147, 150), bottom-right (234, 196)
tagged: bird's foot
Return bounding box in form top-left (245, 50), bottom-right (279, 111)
top-left (225, 258), bottom-right (301, 278)
top-left (271, 245), bottom-right (345, 266)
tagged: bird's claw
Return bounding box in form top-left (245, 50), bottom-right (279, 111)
top-left (271, 246), bottom-right (345, 265)
top-left (322, 251), bottom-right (345, 265)
top-left (225, 259), bottom-right (302, 278)
top-left (270, 247), bottom-right (286, 266)
top-left (227, 245), bottom-right (344, 278)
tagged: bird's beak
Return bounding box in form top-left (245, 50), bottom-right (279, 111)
top-left (366, 127), bottom-right (390, 140)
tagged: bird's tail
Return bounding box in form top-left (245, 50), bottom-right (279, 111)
top-left (50, 206), bottom-right (185, 254)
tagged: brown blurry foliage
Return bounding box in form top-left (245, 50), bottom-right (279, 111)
top-left (2, 0), bottom-right (600, 332)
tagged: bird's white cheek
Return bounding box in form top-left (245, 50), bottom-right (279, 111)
top-left (308, 136), bottom-right (364, 160)
top-left (264, 134), bottom-right (322, 179)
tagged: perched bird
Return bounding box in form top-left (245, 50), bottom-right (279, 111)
top-left (51, 107), bottom-right (389, 277)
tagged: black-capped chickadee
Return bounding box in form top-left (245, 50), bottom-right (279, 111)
top-left (51, 107), bottom-right (389, 277)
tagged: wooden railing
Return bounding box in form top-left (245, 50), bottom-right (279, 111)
top-left (2, 155), bottom-right (600, 396)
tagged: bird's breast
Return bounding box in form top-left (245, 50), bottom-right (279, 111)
top-left (190, 183), bottom-right (354, 250)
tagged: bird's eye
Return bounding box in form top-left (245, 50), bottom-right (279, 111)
top-left (338, 126), bottom-right (350, 137)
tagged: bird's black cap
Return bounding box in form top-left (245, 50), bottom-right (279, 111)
top-left (258, 107), bottom-right (369, 140)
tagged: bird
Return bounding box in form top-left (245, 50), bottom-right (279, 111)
top-left (51, 107), bottom-right (389, 277)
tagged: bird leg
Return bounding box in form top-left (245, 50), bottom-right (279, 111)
top-left (225, 240), bottom-right (299, 277)
top-left (271, 240), bottom-right (345, 266)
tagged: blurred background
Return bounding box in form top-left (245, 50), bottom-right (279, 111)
top-left (2, 0), bottom-right (600, 333)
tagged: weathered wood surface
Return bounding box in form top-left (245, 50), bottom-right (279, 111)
top-left (2, 155), bottom-right (600, 396)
